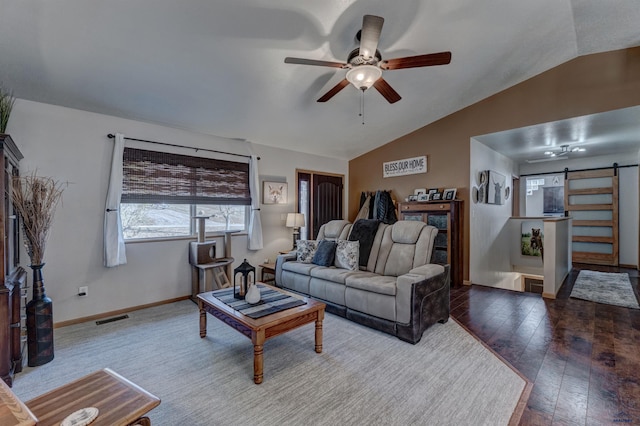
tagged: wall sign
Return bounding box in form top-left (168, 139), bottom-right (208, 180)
top-left (383, 155), bottom-right (427, 178)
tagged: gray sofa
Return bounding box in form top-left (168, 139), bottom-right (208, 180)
top-left (275, 219), bottom-right (450, 343)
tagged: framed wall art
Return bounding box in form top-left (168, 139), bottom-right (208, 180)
top-left (263, 181), bottom-right (288, 204)
top-left (486, 170), bottom-right (506, 205)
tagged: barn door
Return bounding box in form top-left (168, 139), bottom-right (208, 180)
top-left (564, 167), bottom-right (619, 265)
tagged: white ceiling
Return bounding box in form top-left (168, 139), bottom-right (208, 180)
top-left (1, 0), bottom-right (639, 160)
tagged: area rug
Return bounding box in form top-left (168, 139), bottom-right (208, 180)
top-left (13, 301), bottom-right (527, 425)
top-left (570, 270), bottom-right (640, 309)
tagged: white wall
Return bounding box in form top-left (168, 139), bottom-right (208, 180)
top-left (7, 99), bottom-right (348, 323)
top-left (520, 152), bottom-right (639, 267)
top-left (469, 139), bottom-right (520, 290)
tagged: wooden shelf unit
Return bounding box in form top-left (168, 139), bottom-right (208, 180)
top-left (398, 200), bottom-right (463, 287)
top-left (0, 134), bottom-right (24, 387)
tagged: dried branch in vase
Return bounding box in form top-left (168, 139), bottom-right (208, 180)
top-left (0, 84), bottom-right (16, 133)
top-left (12, 173), bottom-right (66, 265)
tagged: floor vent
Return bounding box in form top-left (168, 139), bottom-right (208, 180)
top-left (96, 314), bottom-right (129, 325)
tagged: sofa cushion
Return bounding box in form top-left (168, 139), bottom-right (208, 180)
top-left (282, 261), bottom-right (318, 275)
top-left (334, 240), bottom-right (359, 270)
top-left (311, 266), bottom-right (364, 284)
top-left (296, 240), bottom-right (318, 263)
top-left (345, 273), bottom-right (397, 296)
top-left (384, 243), bottom-right (417, 277)
top-left (374, 221), bottom-right (438, 277)
top-left (316, 220), bottom-right (351, 241)
top-left (312, 240), bottom-right (337, 266)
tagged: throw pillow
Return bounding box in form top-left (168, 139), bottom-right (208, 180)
top-left (312, 240), bottom-right (337, 267)
top-left (335, 240), bottom-right (359, 271)
top-left (297, 240), bottom-right (318, 263)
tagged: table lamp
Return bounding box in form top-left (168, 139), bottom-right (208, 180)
top-left (286, 213), bottom-right (305, 249)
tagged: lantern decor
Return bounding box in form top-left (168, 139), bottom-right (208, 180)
top-left (234, 259), bottom-right (256, 299)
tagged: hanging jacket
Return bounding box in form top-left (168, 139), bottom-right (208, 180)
top-left (356, 194), bottom-right (372, 221)
top-left (373, 191), bottom-right (397, 224)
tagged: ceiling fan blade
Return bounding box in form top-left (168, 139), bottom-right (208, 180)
top-left (317, 79), bottom-right (350, 102)
top-left (380, 51), bottom-right (452, 70)
top-left (285, 57), bottom-right (348, 68)
top-left (373, 78), bottom-right (401, 104)
top-left (359, 15), bottom-right (384, 60)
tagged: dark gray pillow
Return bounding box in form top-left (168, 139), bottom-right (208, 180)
top-left (312, 240), bottom-right (337, 266)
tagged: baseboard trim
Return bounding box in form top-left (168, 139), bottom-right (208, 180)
top-left (542, 292), bottom-right (556, 299)
top-left (54, 295), bottom-right (192, 328)
top-left (463, 280), bottom-right (472, 286)
top-left (619, 264), bottom-right (638, 269)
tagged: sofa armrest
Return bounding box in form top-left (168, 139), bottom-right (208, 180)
top-left (275, 252), bottom-right (297, 287)
top-left (395, 264), bottom-right (450, 343)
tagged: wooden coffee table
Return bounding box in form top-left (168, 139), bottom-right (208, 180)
top-left (197, 283), bottom-right (325, 384)
top-left (25, 368), bottom-right (160, 426)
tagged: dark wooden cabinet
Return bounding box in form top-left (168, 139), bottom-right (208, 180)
top-left (0, 134), bottom-right (25, 386)
top-left (398, 200), bottom-right (463, 287)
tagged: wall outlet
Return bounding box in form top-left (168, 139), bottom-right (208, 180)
top-left (78, 286), bottom-right (88, 296)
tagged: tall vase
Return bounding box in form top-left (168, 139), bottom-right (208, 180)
top-left (26, 263), bottom-right (54, 367)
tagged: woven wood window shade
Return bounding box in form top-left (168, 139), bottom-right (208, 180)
top-left (122, 148), bottom-right (250, 205)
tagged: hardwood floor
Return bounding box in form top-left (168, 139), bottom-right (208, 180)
top-left (450, 264), bottom-right (640, 425)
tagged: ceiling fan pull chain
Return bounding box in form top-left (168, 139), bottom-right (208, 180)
top-left (360, 88), bottom-right (365, 125)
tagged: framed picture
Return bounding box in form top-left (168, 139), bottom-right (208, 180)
top-left (521, 221), bottom-right (544, 257)
top-left (431, 192), bottom-right (443, 201)
top-left (443, 188), bottom-right (457, 200)
top-left (414, 188), bottom-right (427, 196)
top-left (417, 193), bottom-right (430, 202)
top-left (263, 181), bottom-right (288, 204)
top-left (486, 170), bottom-right (506, 205)
top-left (408, 195), bottom-right (418, 201)
top-left (427, 188), bottom-right (439, 196)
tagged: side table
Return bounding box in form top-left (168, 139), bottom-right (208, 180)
top-left (259, 263), bottom-right (276, 284)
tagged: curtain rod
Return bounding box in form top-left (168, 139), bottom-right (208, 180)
top-left (107, 134), bottom-right (259, 160)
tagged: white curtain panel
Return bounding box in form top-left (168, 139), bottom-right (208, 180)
top-left (247, 154), bottom-right (263, 250)
top-left (103, 133), bottom-right (127, 267)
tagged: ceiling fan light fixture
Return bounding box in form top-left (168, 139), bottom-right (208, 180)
top-left (346, 65), bottom-right (382, 90)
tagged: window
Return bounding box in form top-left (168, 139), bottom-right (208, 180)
top-left (120, 148), bottom-right (250, 240)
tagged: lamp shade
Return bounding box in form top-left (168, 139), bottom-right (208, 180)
top-left (286, 213), bottom-right (305, 228)
top-left (346, 65), bottom-right (382, 90)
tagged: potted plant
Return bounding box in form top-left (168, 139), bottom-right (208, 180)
top-left (12, 173), bottom-right (65, 366)
top-left (0, 84), bottom-right (15, 133)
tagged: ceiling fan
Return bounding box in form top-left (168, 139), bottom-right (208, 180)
top-left (544, 144), bottom-right (586, 158)
top-left (284, 15), bottom-right (452, 104)
top-left (526, 144), bottom-right (586, 163)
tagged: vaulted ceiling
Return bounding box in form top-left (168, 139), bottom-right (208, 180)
top-left (1, 0), bottom-right (639, 160)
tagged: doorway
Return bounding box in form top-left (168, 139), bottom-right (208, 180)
top-left (297, 170), bottom-right (344, 239)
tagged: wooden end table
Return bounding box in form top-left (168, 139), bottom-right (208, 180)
top-left (25, 368), bottom-right (160, 426)
top-left (259, 263), bottom-right (276, 284)
top-left (197, 283), bottom-right (325, 384)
